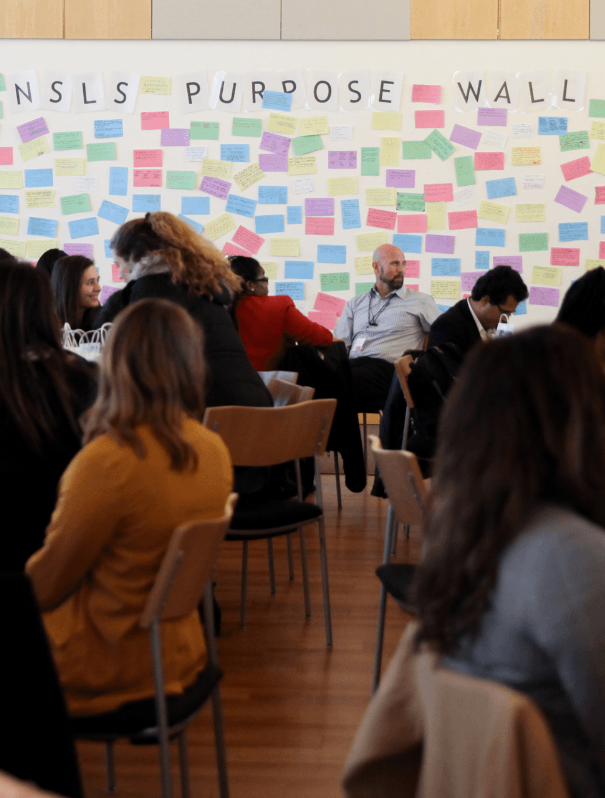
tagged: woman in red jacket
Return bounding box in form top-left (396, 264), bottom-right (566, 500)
top-left (229, 256), bottom-right (333, 371)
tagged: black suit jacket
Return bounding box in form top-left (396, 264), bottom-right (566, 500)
top-left (427, 298), bottom-right (481, 357)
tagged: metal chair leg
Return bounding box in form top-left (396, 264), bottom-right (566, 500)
top-left (391, 522), bottom-right (399, 556)
top-left (363, 413), bottom-right (368, 473)
top-left (178, 732), bottom-right (190, 798)
top-left (267, 538), bottom-right (276, 595)
top-left (317, 516), bottom-right (333, 648)
top-left (286, 534), bottom-right (294, 580)
top-left (334, 451), bottom-right (342, 509)
top-left (404, 523), bottom-right (410, 540)
top-left (298, 528), bottom-right (311, 618)
top-left (211, 687), bottom-right (230, 798)
top-left (104, 741), bottom-right (116, 793)
top-left (372, 505), bottom-right (396, 693)
top-left (150, 621), bottom-right (172, 798)
top-left (240, 541), bottom-right (248, 628)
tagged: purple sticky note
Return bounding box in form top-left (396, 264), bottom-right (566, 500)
top-left (63, 243), bottom-right (94, 258)
top-left (17, 116), bottom-right (49, 144)
top-left (425, 234), bottom-right (455, 255)
top-left (493, 255), bottom-right (523, 273)
top-left (477, 108), bottom-right (508, 127)
top-left (260, 131), bottom-right (291, 156)
top-left (200, 176), bottom-right (231, 200)
top-left (386, 169), bottom-right (415, 188)
top-left (99, 285), bottom-right (119, 304)
top-left (305, 198), bottom-right (334, 216)
top-left (529, 286), bottom-right (560, 307)
top-left (328, 151), bottom-right (357, 169)
top-left (554, 185), bottom-right (588, 214)
top-left (161, 128), bottom-right (190, 146)
top-left (259, 154), bottom-right (288, 172)
top-left (450, 124), bottom-right (482, 151)
top-left (461, 271), bottom-right (487, 292)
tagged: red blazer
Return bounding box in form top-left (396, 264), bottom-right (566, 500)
top-left (236, 295), bottom-right (333, 371)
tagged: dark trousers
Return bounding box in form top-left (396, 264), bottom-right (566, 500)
top-left (349, 356), bottom-right (395, 410)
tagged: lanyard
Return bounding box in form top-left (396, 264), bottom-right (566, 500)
top-left (367, 289), bottom-right (395, 327)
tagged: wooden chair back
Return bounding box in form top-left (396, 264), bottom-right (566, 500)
top-left (267, 378), bottom-right (315, 407)
top-left (394, 355), bottom-right (415, 411)
top-left (370, 437), bottom-right (427, 528)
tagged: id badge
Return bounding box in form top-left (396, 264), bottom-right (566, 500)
top-left (352, 336), bottom-right (367, 352)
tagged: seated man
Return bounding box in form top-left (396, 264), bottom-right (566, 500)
top-left (428, 265), bottom-right (529, 357)
top-left (334, 244), bottom-right (440, 409)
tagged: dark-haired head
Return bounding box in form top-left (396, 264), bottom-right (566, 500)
top-left (228, 255), bottom-right (269, 298)
top-left (36, 248), bottom-right (68, 279)
top-left (557, 266), bottom-right (605, 343)
top-left (0, 247), bottom-right (17, 266)
top-left (469, 265), bottom-right (529, 332)
top-left (51, 255), bottom-right (99, 328)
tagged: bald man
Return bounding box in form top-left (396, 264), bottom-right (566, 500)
top-left (334, 244), bottom-right (440, 409)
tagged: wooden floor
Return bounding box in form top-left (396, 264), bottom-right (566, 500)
top-left (76, 476), bottom-right (420, 798)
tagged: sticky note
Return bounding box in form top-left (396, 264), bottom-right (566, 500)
top-left (69, 217), bottom-right (99, 239)
top-left (341, 199), bottom-right (361, 229)
top-left (560, 131), bottom-right (590, 151)
top-left (133, 194), bottom-right (161, 212)
top-left (259, 154), bottom-right (288, 172)
top-left (141, 76), bottom-right (171, 94)
top-left (290, 177), bottom-right (314, 195)
top-left (28, 239), bottom-right (57, 259)
top-left (415, 110), bottom-right (444, 129)
top-left (538, 117), bottom-right (567, 135)
top-left (225, 195), bottom-right (257, 218)
top-left (276, 281), bottom-right (304, 299)
top-left (486, 177), bottom-right (516, 200)
top-left (303, 198), bottom-right (332, 217)
top-left (426, 235), bottom-right (455, 255)
top-left (361, 148), bottom-right (380, 177)
top-left (521, 175), bottom-right (544, 190)
top-left (233, 225), bottom-right (265, 254)
top-left (554, 185), bottom-right (587, 213)
top-left (260, 131), bottom-right (291, 156)
top-left (267, 113), bottom-right (297, 135)
top-left (259, 186), bottom-right (287, 204)
top-left (356, 231), bottom-right (388, 252)
top-left (262, 91), bottom-right (292, 112)
top-left (586, 258), bottom-right (605, 271)
top-left (328, 177), bottom-right (358, 196)
top-left (401, 141), bottom-right (432, 159)
top-left (200, 177), bottom-right (231, 200)
top-left (519, 233), bottom-right (548, 252)
top-left (478, 201), bottom-right (510, 225)
top-left (141, 111), bottom-right (170, 130)
top-left (393, 234), bottom-right (422, 253)
top-left (270, 238), bottom-right (300, 257)
top-left (385, 170), bottom-right (414, 189)
top-left (0, 148), bottom-right (13, 165)
top-left (430, 280), bottom-right (460, 299)
top-left (412, 85), bottom-right (441, 103)
top-left (233, 118), bottom-right (262, 137)
top-left (590, 121), bottom-right (605, 141)
top-left (161, 129), bottom-right (190, 147)
top-left (512, 147), bottom-right (543, 167)
top-left (133, 169), bottom-right (162, 187)
top-left (461, 272), bottom-right (485, 292)
top-left (17, 117), bottom-right (49, 143)
top-left (449, 124), bottom-right (481, 150)
top-left (492, 256), bottom-right (523, 273)
top-left (365, 188), bottom-right (396, 206)
top-left (27, 217), bottom-right (56, 238)
top-left (533, 266), bottom-right (562, 285)
top-left (234, 163), bottom-right (266, 191)
top-left (559, 222), bottom-right (588, 242)
top-left (204, 213), bottom-right (236, 241)
top-left (424, 129), bottom-right (455, 161)
top-left (133, 150), bottom-right (162, 168)
top-left (109, 166), bottom-right (128, 197)
top-left (328, 151), bottom-right (357, 169)
top-left (561, 156), bottom-right (592, 181)
top-left (287, 206), bottom-right (303, 224)
top-left (476, 228), bottom-right (505, 247)
top-left (431, 258), bottom-right (460, 276)
top-left (61, 193), bottom-right (91, 215)
top-left (166, 171), bottom-right (196, 190)
top-left (483, 131), bottom-right (508, 150)
top-left (397, 193), bottom-right (425, 212)
top-left (379, 137), bottom-right (399, 167)
top-left (355, 255), bottom-right (374, 274)
top-left (371, 112), bottom-right (403, 131)
top-left (474, 152), bottom-right (504, 170)
top-left (591, 143), bottom-right (605, 176)
top-left (317, 245), bottom-right (346, 264)
top-left (330, 126), bottom-right (353, 141)
top-left (221, 144), bottom-right (249, 162)
top-left (0, 172), bottom-right (23, 189)
top-left (398, 214), bottom-right (427, 233)
top-left (477, 108), bottom-right (507, 126)
top-left (288, 157), bottom-right (316, 176)
top-left (260, 262), bottom-right (278, 279)
top-left (448, 210), bottom-right (477, 230)
top-left (25, 169), bottom-right (51, 186)
top-left (299, 116), bottom-right (330, 136)
top-left (515, 204), bottom-right (546, 223)
top-left (0, 216), bottom-right (18, 236)
top-left (292, 135), bottom-right (323, 156)
top-left (285, 261), bottom-right (314, 279)
top-left (305, 217), bottom-right (334, 235)
top-left (94, 119), bottom-right (123, 138)
top-left (356, 282), bottom-right (375, 295)
top-left (426, 202), bottom-right (447, 230)
top-left (0, 195), bottom-right (18, 213)
top-left (454, 156), bottom-right (476, 187)
top-left (529, 286), bottom-right (560, 307)
top-left (87, 143), bottom-right (116, 162)
top-left (366, 208), bottom-right (397, 230)
top-left (19, 137), bottom-right (50, 162)
top-left (190, 121), bottom-right (219, 140)
top-left (550, 247), bottom-right (580, 267)
top-left (64, 243), bottom-right (93, 259)
top-left (0, 238), bottom-right (26, 258)
top-left (589, 99), bottom-right (605, 118)
top-left (182, 197), bottom-right (210, 216)
top-left (98, 200), bottom-right (129, 225)
top-left (255, 215), bottom-right (284, 234)
top-left (424, 183), bottom-right (453, 203)
top-left (320, 272), bottom-right (350, 291)
top-left (475, 251), bottom-right (490, 268)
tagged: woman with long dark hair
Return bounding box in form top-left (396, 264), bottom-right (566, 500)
top-left (411, 324), bottom-right (605, 798)
top-left (51, 255), bottom-right (101, 331)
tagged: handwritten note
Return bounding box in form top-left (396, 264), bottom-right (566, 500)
top-left (415, 110), bottom-right (444, 129)
top-left (204, 213), bottom-right (236, 241)
top-left (424, 129), bottom-right (455, 161)
top-left (371, 112), bottom-right (403, 131)
top-left (561, 156), bottom-right (592, 181)
top-left (270, 238), bottom-right (300, 257)
top-left (426, 235), bottom-right (455, 255)
top-left (515, 204), bottom-right (546, 223)
top-left (424, 183), bottom-right (453, 203)
top-left (454, 156), bottom-right (476, 187)
top-left (519, 233), bottom-right (548, 252)
top-left (328, 177), bottom-right (358, 196)
top-left (474, 152), bottom-right (505, 170)
top-left (356, 231), bottom-right (388, 252)
top-left (550, 247), bottom-right (580, 267)
top-left (554, 185), bottom-right (588, 213)
top-left (478, 201), bottom-right (510, 225)
top-left (305, 217), bottom-right (335, 235)
top-left (366, 188), bottom-right (396, 206)
top-left (233, 225), bottom-right (265, 254)
top-left (234, 163), bottom-right (265, 191)
top-left (267, 113), bottom-right (297, 136)
top-left (512, 147), bottom-right (542, 166)
top-left (398, 214), bottom-right (427, 233)
top-left (366, 208), bottom-right (397, 230)
top-left (448, 210), bottom-right (478, 230)
top-left (450, 124), bottom-right (481, 150)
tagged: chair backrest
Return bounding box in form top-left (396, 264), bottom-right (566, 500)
top-left (258, 370), bottom-right (298, 386)
top-left (267, 377), bottom-right (315, 407)
top-left (203, 399), bottom-right (337, 467)
top-left (140, 493), bottom-right (237, 628)
top-left (370, 436), bottom-right (427, 528)
top-left (394, 355), bottom-right (415, 410)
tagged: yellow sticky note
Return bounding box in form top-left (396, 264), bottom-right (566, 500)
top-left (0, 216), bottom-right (18, 236)
top-left (234, 162), bottom-right (265, 191)
top-left (259, 261), bottom-right (278, 279)
top-left (431, 279), bottom-right (460, 299)
top-left (270, 238), bottom-right (300, 257)
top-left (515, 203), bottom-right (546, 223)
top-left (532, 266), bottom-right (562, 286)
top-left (268, 113), bottom-right (298, 136)
top-left (141, 76), bottom-right (172, 95)
top-left (585, 258), bottom-right (605, 271)
top-left (0, 238), bottom-right (26, 257)
top-left (55, 158), bottom-right (85, 176)
top-left (204, 213), bottom-right (236, 241)
top-left (18, 136), bottom-right (50, 162)
top-left (202, 158), bottom-right (231, 179)
top-left (591, 143), bottom-right (605, 176)
top-left (380, 137), bottom-right (399, 167)
top-left (478, 200), bottom-right (510, 225)
top-left (511, 147), bottom-right (542, 166)
top-left (426, 201), bottom-right (447, 230)
top-left (28, 239), bottom-right (57, 259)
top-left (355, 255), bottom-right (374, 274)
top-left (365, 187), bottom-right (396, 206)
top-left (299, 116), bottom-right (330, 136)
top-left (328, 177), bottom-right (359, 196)
top-left (26, 189), bottom-right (55, 209)
top-left (288, 156), bottom-right (317, 176)
top-left (0, 171), bottom-right (23, 189)
top-left (356, 231), bottom-right (388, 252)
top-left (372, 112), bottom-right (403, 131)
top-left (590, 121), bottom-right (605, 142)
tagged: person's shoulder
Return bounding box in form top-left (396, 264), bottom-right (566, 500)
top-left (184, 417), bottom-right (232, 459)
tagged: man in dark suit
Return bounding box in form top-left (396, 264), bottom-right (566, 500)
top-left (428, 265), bottom-right (529, 357)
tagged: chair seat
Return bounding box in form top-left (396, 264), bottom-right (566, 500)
top-left (228, 495), bottom-right (322, 538)
top-left (376, 563), bottom-right (417, 613)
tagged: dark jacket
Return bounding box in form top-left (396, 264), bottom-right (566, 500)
top-left (427, 298), bottom-right (481, 358)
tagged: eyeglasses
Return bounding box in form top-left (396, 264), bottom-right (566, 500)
top-left (497, 305), bottom-right (516, 318)
top-left (254, 277), bottom-right (269, 283)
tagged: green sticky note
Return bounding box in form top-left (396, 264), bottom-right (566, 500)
top-left (589, 99), bottom-right (605, 118)
top-left (54, 132), bottom-right (83, 152)
top-left (396, 193), bottom-right (425, 212)
top-left (320, 272), bottom-right (350, 291)
top-left (361, 148), bottom-right (380, 177)
top-left (0, 75), bottom-right (5, 92)
top-left (559, 131), bottom-right (590, 152)
top-left (166, 171), bottom-right (196, 190)
top-left (402, 141), bottom-right (432, 160)
top-left (190, 121), bottom-right (219, 141)
top-left (424, 129), bottom-right (455, 162)
top-left (232, 118), bottom-right (262, 137)
top-left (87, 142), bottom-right (116, 161)
top-left (356, 282), bottom-right (374, 295)
top-left (60, 193), bottom-right (91, 215)
top-left (0, 102), bottom-right (2, 119)
top-left (292, 135), bottom-right (323, 156)
top-left (519, 232), bottom-right (548, 252)
top-left (454, 155), bottom-right (476, 187)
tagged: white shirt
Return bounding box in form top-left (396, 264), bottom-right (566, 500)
top-left (467, 298), bottom-right (489, 341)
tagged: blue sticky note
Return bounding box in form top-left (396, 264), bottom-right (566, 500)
top-left (27, 217), bottom-right (58, 238)
top-left (476, 228), bottom-right (505, 247)
top-left (275, 280), bottom-right (304, 299)
top-left (94, 119), bottom-right (123, 138)
top-left (225, 194), bottom-right (257, 218)
top-left (437, 304), bottom-right (450, 314)
top-left (182, 197), bottom-right (210, 216)
top-left (109, 166), bottom-right (128, 196)
top-left (262, 91), bottom-right (293, 112)
top-left (431, 258), bottom-right (461, 277)
top-left (104, 239), bottom-right (113, 257)
top-left (485, 177), bottom-right (517, 200)
top-left (515, 300), bottom-right (527, 316)
top-left (287, 205), bottom-right (302, 224)
top-left (475, 250), bottom-right (490, 269)
top-left (317, 245), bottom-right (346, 264)
top-left (393, 233), bottom-right (422, 254)
top-left (538, 117), bottom-right (568, 135)
top-left (178, 214), bottom-right (204, 234)
top-left (558, 222), bottom-right (588, 242)
top-left (98, 200), bottom-right (129, 225)
top-left (255, 214), bottom-right (285, 234)
top-left (259, 186), bottom-right (287, 204)
top-left (133, 194), bottom-right (161, 212)
top-left (25, 169), bottom-right (53, 188)
top-left (69, 217), bottom-right (99, 239)
top-left (0, 195), bottom-right (19, 213)
top-left (341, 199), bottom-right (361, 230)
top-left (220, 144), bottom-right (249, 163)
top-left (284, 261), bottom-right (314, 279)
top-left (602, 216), bottom-right (605, 235)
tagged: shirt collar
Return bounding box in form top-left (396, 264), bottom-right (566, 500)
top-left (467, 297), bottom-right (489, 340)
top-left (371, 285), bottom-right (408, 300)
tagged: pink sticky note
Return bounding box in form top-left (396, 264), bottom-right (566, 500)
top-left (366, 208), bottom-right (397, 230)
top-left (133, 169), bottom-right (162, 187)
top-left (424, 183), bottom-right (453, 202)
top-left (555, 185), bottom-right (587, 213)
top-left (529, 286), bottom-right (560, 307)
top-left (259, 154), bottom-right (288, 172)
top-left (596, 187), bottom-right (605, 205)
top-left (425, 234), bottom-right (455, 254)
top-left (328, 151), bottom-right (357, 169)
top-left (450, 124), bottom-right (481, 150)
top-left (386, 169), bottom-right (415, 189)
top-left (415, 110), bottom-right (444, 129)
top-left (308, 310), bottom-right (338, 329)
top-left (412, 84), bottom-right (442, 104)
top-left (223, 241), bottom-right (251, 257)
top-left (99, 285), bottom-right (119, 304)
top-left (305, 198), bottom-right (334, 216)
top-left (550, 247), bottom-right (580, 267)
top-left (17, 116), bottom-right (49, 144)
top-left (232, 226), bottom-right (265, 255)
top-left (305, 217), bottom-right (335, 235)
top-left (561, 156), bottom-right (592, 182)
top-left (313, 291), bottom-right (347, 316)
top-left (64, 243), bottom-right (93, 258)
top-left (397, 214), bottom-right (427, 233)
top-left (600, 241), bottom-right (605, 259)
top-left (111, 263), bottom-right (125, 282)
top-left (260, 131), bottom-right (291, 156)
top-left (141, 111), bottom-right (170, 130)
top-left (134, 149), bottom-right (163, 167)
top-left (448, 210), bottom-right (478, 230)
top-left (405, 260), bottom-right (420, 278)
top-left (493, 255), bottom-right (523, 273)
top-left (474, 152), bottom-right (505, 170)
top-left (461, 271), bottom-right (487, 292)
top-left (477, 108), bottom-right (507, 127)
top-left (0, 148), bottom-right (13, 165)
top-left (200, 176), bottom-right (231, 200)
